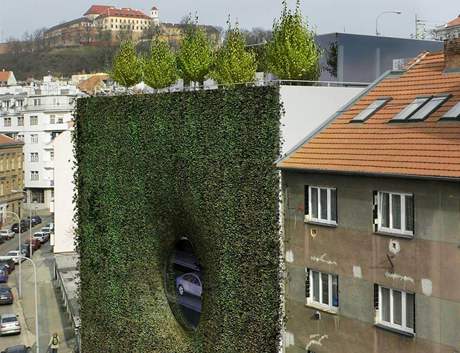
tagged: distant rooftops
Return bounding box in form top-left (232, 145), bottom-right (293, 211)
top-left (446, 15), bottom-right (460, 28)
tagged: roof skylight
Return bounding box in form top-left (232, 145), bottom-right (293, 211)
top-left (442, 101), bottom-right (460, 120)
top-left (407, 95), bottom-right (450, 121)
top-left (351, 98), bottom-right (390, 123)
top-left (391, 97), bottom-right (430, 121)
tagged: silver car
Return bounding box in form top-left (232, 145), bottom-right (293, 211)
top-left (0, 314), bottom-right (21, 335)
top-left (176, 273), bottom-right (202, 297)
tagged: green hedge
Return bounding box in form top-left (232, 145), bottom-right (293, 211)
top-left (75, 86), bottom-right (282, 353)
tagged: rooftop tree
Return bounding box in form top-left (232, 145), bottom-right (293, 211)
top-left (211, 20), bottom-right (257, 85)
top-left (176, 15), bottom-right (214, 86)
top-left (143, 38), bottom-right (178, 90)
top-left (111, 40), bottom-right (143, 88)
top-left (266, 0), bottom-right (320, 81)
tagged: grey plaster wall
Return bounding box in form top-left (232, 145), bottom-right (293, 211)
top-left (283, 171), bottom-right (460, 353)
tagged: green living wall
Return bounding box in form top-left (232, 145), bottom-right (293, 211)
top-left (75, 86), bottom-right (282, 353)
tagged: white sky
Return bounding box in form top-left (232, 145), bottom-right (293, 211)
top-left (0, 0), bottom-right (458, 40)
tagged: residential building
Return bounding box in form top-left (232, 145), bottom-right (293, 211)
top-left (0, 70), bottom-right (17, 87)
top-left (0, 134), bottom-right (24, 225)
top-left (52, 127), bottom-right (75, 253)
top-left (434, 15), bottom-right (460, 40)
top-left (316, 33), bottom-right (443, 83)
top-left (278, 38), bottom-right (460, 353)
top-left (0, 76), bottom-right (80, 211)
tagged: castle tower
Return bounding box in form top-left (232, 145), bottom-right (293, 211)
top-left (150, 5), bottom-right (160, 25)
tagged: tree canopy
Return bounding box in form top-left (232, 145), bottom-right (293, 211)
top-left (142, 38), bottom-right (178, 89)
top-left (176, 16), bottom-right (214, 85)
top-left (111, 41), bottom-right (143, 88)
top-left (266, 0), bottom-right (320, 81)
top-left (211, 21), bottom-right (257, 85)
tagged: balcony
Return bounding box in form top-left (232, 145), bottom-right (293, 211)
top-left (25, 103), bottom-right (74, 112)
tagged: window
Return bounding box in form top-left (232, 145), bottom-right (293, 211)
top-left (33, 98), bottom-right (41, 106)
top-left (30, 171), bottom-right (39, 181)
top-left (17, 116), bottom-right (24, 126)
top-left (376, 285), bottom-right (415, 335)
top-left (306, 269), bottom-right (339, 312)
top-left (351, 98), bottom-right (390, 122)
top-left (30, 153), bottom-right (39, 162)
top-left (17, 135), bottom-right (24, 142)
top-left (57, 117), bottom-right (64, 124)
top-left (442, 101), bottom-right (460, 120)
top-left (50, 150), bottom-right (54, 161)
top-left (391, 97), bottom-right (430, 121)
top-left (377, 191), bottom-right (414, 236)
top-left (30, 116), bottom-right (38, 125)
top-left (306, 186), bottom-right (337, 225)
top-left (31, 134), bottom-right (38, 144)
top-left (408, 95), bottom-right (450, 121)
top-left (50, 115), bottom-right (55, 124)
top-left (3, 118), bottom-right (11, 127)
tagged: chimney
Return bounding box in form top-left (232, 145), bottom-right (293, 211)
top-left (444, 37), bottom-right (460, 72)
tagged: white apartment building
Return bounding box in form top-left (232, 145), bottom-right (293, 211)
top-left (0, 76), bottom-right (80, 211)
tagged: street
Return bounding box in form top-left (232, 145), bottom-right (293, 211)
top-left (0, 217), bottom-right (75, 352)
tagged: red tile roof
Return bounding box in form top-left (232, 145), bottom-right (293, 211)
top-left (278, 51), bottom-right (460, 180)
top-left (84, 5), bottom-right (151, 20)
top-left (447, 15), bottom-right (460, 28)
top-left (0, 134), bottom-right (23, 146)
top-left (84, 5), bottom-right (112, 16)
top-left (0, 71), bottom-right (12, 82)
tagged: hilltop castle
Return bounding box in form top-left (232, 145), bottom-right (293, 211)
top-left (43, 4), bottom-right (219, 48)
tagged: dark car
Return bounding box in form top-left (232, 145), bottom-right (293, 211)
top-left (0, 345), bottom-right (29, 353)
top-left (0, 270), bottom-right (8, 283)
top-left (28, 216), bottom-right (41, 226)
top-left (0, 260), bottom-right (15, 273)
top-left (0, 262), bottom-right (13, 275)
top-left (19, 245), bottom-right (30, 258)
top-left (0, 287), bottom-right (13, 305)
top-left (11, 222), bottom-right (29, 234)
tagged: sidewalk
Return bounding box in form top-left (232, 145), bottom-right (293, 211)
top-left (19, 244), bottom-right (75, 353)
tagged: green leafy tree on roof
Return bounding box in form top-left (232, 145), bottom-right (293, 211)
top-left (211, 19), bottom-right (257, 85)
top-left (176, 15), bottom-right (214, 86)
top-left (111, 40), bottom-right (143, 88)
top-left (266, 0), bottom-right (320, 81)
top-left (142, 38), bottom-right (178, 90)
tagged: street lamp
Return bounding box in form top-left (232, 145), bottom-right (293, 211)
top-left (20, 256), bottom-right (39, 353)
top-left (376, 11), bottom-right (402, 36)
top-left (12, 189), bottom-right (33, 266)
top-left (4, 210), bottom-right (23, 298)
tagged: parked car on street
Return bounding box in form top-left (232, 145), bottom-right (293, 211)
top-left (18, 245), bottom-right (31, 258)
top-left (0, 270), bottom-right (8, 283)
top-left (27, 216), bottom-right (41, 226)
top-left (45, 222), bottom-right (54, 232)
top-left (40, 226), bottom-right (51, 236)
top-left (0, 287), bottom-right (13, 305)
top-left (24, 237), bottom-right (40, 251)
top-left (10, 221), bottom-right (29, 234)
top-left (0, 314), bottom-right (21, 335)
top-left (5, 251), bottom-right (23, 264)
top-left (0, 260), bottom-right (14, 273)
top-left (0, 345), bottom-right (30, 353)
top-left (0, 230), bottom-right (14, 240)
top-left (0, 265), bottom-right (9, 276)
top-left (176, 273), bottom-right (203, 297)
top-left (33, 232), bottom-right (49, 244)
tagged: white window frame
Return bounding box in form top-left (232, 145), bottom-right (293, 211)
top-left (30, 153), bottom-right (39, 162)
top-left (3, 118), bottom-right (11, 127)
top-left (307, 270), bottom-right (338, 313)
top-left (31, 134), bottom-right (38, 144)
top-left (377, 191), bottom-right (413, 236)
top-left (30, 171), bottom-right (39, 181)
top-left (377, 285), bottom-right (415, 335)
top-left (30, 116), bottom-right (38, 126)
top-left (308, 186), bottom-right (337, 225)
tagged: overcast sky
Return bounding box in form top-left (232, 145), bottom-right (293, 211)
top-left (0, 0), bottom-right (458, 40)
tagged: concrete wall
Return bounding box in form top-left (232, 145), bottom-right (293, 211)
top-left (53, 129), bottom-right (75, 253)
top-left (279, 85), bottom-right (363, 155)
top-left (282, 171), bottom-right (460, 353)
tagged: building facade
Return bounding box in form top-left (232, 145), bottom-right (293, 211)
top-left (434, 15), bottom-right (460, 41)
top-left (279, 39), bottom-right (460, 353)
top-left (0, 135), bottom-right (24, 225)
top-left (0, 76), bottom-right (79, 211)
